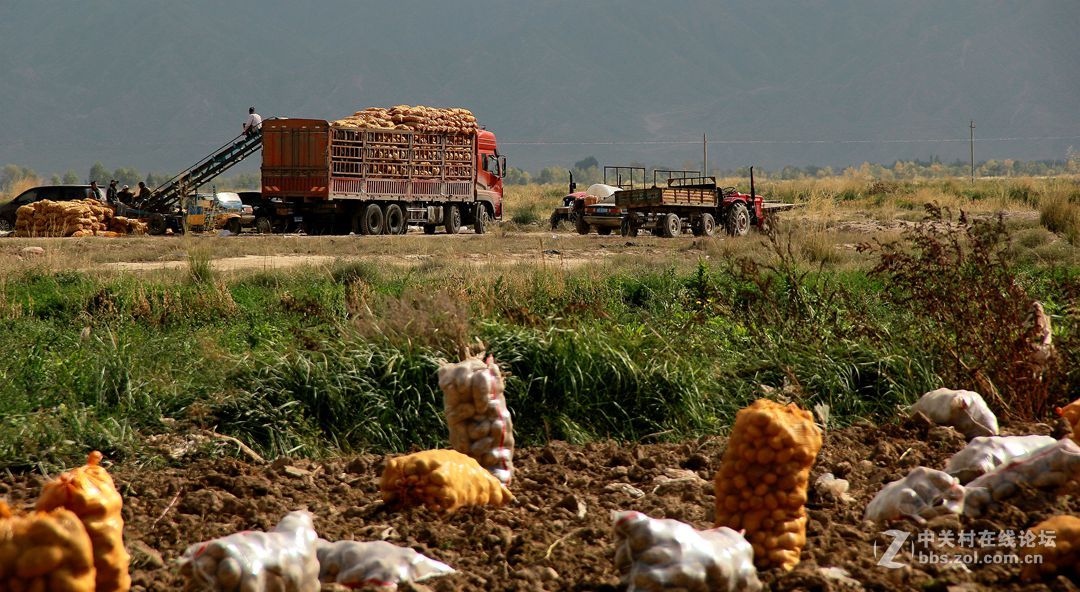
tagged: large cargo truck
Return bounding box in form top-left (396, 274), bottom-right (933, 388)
top-left (259, 118), bottom-right (505, 234)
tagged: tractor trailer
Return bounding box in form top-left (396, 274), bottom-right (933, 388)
top-left (258, 116), bottom-right (505, 235)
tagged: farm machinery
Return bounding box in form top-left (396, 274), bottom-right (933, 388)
top-left (610, 166), bottom-right (794, 237)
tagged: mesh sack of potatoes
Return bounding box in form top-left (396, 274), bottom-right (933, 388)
top-left (380, 449), bottom-right (512, 513)
top-left (1020, 514), bottom-right (1080, 582)
top-left (179, 510), bottom-right (320, 592)
top-left (1058, 397), bottom-right (1080, 444)
top-left (864, 467), bottom-right (966, 523)
top-left (944, 435), bottom-right (1056, 484)
top-left (438, 356), bottom-right (514, 485)
top-left (964, 437), bottom-right (1080, 516)
top-left (713, 399), bottom-right (822, 571)
top-left (36, 450), bottom-right (130, 592)
top-left (315, 539), bottom-right (454, 588)
top-left (910, 388), bottom-right (999, 439)
top-left (0, 501), bottom-right (96, 592)
top-left (612, 511), bottom-right (761, 592)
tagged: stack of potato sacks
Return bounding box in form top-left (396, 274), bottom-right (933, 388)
top-left (15, 199), bottom-right (147, 237)
top-left (0, 450), bottom-right (128, 591)
top-left (380, 356), bottom-right (515, 513)
top-left (332, 105), bottom-right (478, 134)
top-left (714, 399), bottom-right (823, 571)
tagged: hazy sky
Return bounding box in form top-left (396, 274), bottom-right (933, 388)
top-left (1, 1), bottom-right (1077, 176)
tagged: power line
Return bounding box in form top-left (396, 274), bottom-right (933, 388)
top-left (500, 134), bottom-right (1080, 146)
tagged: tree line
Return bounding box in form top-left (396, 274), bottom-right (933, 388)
top-left (0, 162), bottom-right (260, 195)
top-left (503, 150), bottom-right (1080, 186)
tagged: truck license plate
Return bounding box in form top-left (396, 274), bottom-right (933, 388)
top-left (294, 216), bottom-right (304, 222)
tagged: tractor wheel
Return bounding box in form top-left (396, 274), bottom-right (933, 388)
top-left (597, 226), bottom-right (613, 236)
top-left (225, 218), bottom-right (242, 235)
top-left (360, 203), bottom-right (385, 235)
top-left (0, 218), bottom-right (12, 233)
top-left (575, 215), bottom-right (591, 235)
top-left (254, 216), bottom-right (273, 234)
top-left (384, 203), bottom-right (405, 235)
top-left (147, 216), bottom-right (166, 236)
top-left (660, 213), bottom-right (681, 238)
top-left (549, 212), bottom-right (561, 230)
top-left (444, 205), bottom-right (461, 234)
top-left (726, 202), bottom-right (750, 236)
top-left (620, 217), bottom-right (638, 237)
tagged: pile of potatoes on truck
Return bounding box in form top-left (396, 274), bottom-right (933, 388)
top-left (14, 199), bottom-right (147, 238)
top-left (332, 105), bottom-right (478, 135)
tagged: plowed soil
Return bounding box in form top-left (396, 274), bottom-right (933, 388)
top-left (1, 420), bottom-right (1076, 591)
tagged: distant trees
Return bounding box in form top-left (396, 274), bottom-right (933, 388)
top-left (0, 164), bottom-right (37, 192)
top-left (88, 162), bottom-right (110, 184)
top-left (62, 170), bottom-right (79, 184)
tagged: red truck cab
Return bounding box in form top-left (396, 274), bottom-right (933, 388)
top-left (476, 129), bottom-right (504, 219)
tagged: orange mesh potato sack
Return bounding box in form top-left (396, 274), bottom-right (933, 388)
top-left (1020, 515), bottom-right (1080, 581)
top-left (714, 399), bottom-right (823, 571)
top-left (0, 501), bottom-right (96, 592)
top-left (1058, 397), bottom-right (1080, 444)
top-left (36, 451), bottom-right (130, 592)
top-left (381, 449), bottom-right (512, 513)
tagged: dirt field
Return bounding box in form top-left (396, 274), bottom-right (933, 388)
top-left (1, 420), bottom-right (1074, 592)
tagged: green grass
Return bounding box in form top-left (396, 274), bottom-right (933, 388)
top-left (0, 240), bottom-right (1074, 470)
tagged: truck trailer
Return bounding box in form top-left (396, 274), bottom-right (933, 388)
top-left (259, 118), bottom-right (505, 235)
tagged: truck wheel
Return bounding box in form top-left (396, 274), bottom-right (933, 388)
top-left (660, 213), bottom-right (681, 238)
top-left (575, 216), bottom-right (591, 235)
top-left (620, 217), bottom-right (638, 237)
top-left (474, 205), bottom-right (491, 234)
top-left (384, 203), bottom-right (405, 235)
top-left (445, 205), bottom-right (461, 234)
top-left (726, 202), bottom-right (750, 237)
top-left (597, 226), bottom-right (613, 236)
top-left (361, 203), bottom-right (385, 235)
top-left (254, 216), bottom-right (273, 234)
top-left (225, 218), bottom-right (242, 235)
top-left (422, 224), bottom-right (437, 235)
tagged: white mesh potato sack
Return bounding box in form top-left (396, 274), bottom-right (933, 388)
top-left (178, 511), bottom-right (320, 592)
top-left (439, 355), bottom-right (514, 485)
top-left (316, 539), bottom-right (454, 588)
top-left (964, 437), bottom-right (1080, 516)
top-left (864, 467), bottom-right (966, 523)
top-left (944, 435), bottom-right (1056, 484)
top-left (910, 388), bottom-right (999, 439)
top-left (612, 511), bottom-right (762, 592)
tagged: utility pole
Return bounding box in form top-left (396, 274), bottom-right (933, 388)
top-left (703, 132), bottom-right (708, 177)
top-left (969, 120), bottom-right (975, 182)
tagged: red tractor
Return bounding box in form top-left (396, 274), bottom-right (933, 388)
top-left (611, 166), bottom-right (792, 237)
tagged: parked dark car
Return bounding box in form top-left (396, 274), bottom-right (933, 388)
top-left (0, 185), bottom-right (106, 231)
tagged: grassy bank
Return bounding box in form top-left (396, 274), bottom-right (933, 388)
top-left (0, 219), bottom-right (1075, 471)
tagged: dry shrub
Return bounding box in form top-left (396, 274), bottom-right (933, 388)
top-left (861, 204), bottom-right (1060, 419)
top-left (1039, 190), bottom-right (1080, 244)
top-left (350, 286), bottom-right (473, 356)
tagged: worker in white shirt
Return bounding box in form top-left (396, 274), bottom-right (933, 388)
top-left (243, 107), bottom-right (263, 137)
